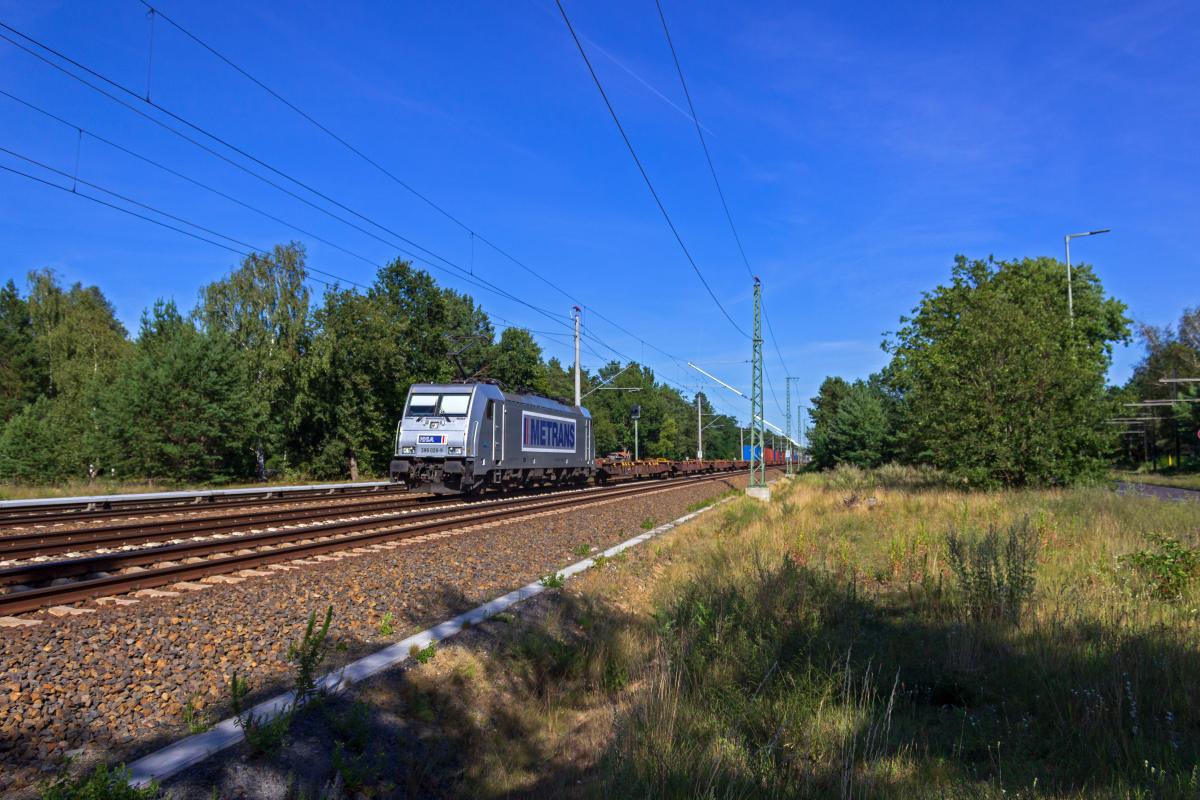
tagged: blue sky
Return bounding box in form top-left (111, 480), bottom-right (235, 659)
top-left (2, 0), bottom-right (1197, 430)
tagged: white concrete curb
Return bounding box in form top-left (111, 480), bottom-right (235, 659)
top-left (126, 492), bottom-right (740, 787)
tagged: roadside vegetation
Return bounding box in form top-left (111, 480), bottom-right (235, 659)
top-left (806, 261), bottom-right (1198, 489)
top-left (174, 469), bottom-right (1198, 798)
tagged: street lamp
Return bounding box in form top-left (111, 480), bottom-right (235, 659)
top-left (1064, 228), bottom-right (1110, 325)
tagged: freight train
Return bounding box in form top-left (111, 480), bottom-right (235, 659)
top-left (389, 381), bottom-right (757, 495)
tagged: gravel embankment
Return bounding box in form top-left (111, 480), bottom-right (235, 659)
top-left (0, 474), bottom-right (746, 796)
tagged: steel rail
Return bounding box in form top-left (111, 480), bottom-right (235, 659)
top-left (0, 476), bottom-right (713, 560)
top-left (0, 477), bottom-right (703, 585)
top-left (0, 482), bottom-right (406, 526)
top-left (0, 472), bottom-right (740, 615)
top-left (0, 492), bottom-right (444, 560)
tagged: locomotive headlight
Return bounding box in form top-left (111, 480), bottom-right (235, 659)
top-left (448, 446), bottom-right (464, 455)
top-left (401, 445), bottom-right (416, 454)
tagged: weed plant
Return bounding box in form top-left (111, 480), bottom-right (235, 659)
top-left (37, 764), bottom-right (157, 800)
top-left (410, 642), bottom-right (436, 664)
top-left (945, 517), bottom-right (1039, 624)
top-left (1119, 532), bottom-right (1200, 600)
top-left (182, 695), bottom-right (210, 734)
top-left (289, 605), bottom-right (334, 702)
top-left (229, 671), bottom-right (290, 757)
top-left (327, 701), bottom-right (378, 793)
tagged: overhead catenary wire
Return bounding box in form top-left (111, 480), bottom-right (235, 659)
top-left (0, 22), bottom-right (454, 276)
top-left (1, 18), bottom-right (700, 408)
top-left (0, 154), bottom-right (597, 367)
top-left (554, 0), bottom-right (748, 339)
top-left (123, 3), bottom-right (696, 383)
top-left (0, 139), bottom-right (579, 332)
top-left (0, 162), bottom-right (333, 292)
top-left (654, 0), bottom-right (793, 392)
top-left (0, 89), bottom-right (381, 275)
top-left (0, 22), bottom-right (575, 334)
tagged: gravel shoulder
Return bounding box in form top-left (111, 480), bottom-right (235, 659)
top-left (1114, 480), bottom-right (1200, 503)
top-left (0, 474), bottom-right (750, 797)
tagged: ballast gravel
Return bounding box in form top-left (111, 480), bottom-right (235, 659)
top-left (0, 474), bottom-right (749, 796)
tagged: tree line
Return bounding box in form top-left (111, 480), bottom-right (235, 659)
top-left (0, 243), bottom-right (741, 487)
top-left (1113, 306), bottom-right (1200, 470)
top-left (806, 255), bottom-right (1152, 487)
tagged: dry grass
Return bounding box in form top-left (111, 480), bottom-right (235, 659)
top-left (303, 471), bottom-right (1200, 798)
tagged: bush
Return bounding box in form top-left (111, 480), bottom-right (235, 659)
top-left (1120, 532), bottom-right (1200, 600)
top-left (38, 764), bottom-right (158, 800)
top-left (826, 463), bottom-right (875, 492)
top-left (410, 641), bottom-right (437, 664)
top-left (946, 517), bottom-right (1039, 624)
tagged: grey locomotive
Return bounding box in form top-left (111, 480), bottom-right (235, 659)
top-left (389, 382), bottom-right (595, 494)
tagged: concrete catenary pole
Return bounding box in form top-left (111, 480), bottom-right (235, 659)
top-left (573, 306), bottom-right (581, 406)
top-left (697, 391), bottom-right (703, 460)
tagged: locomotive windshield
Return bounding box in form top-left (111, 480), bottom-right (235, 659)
top-left (405, 393), bottom-right (470, 417)
top-left (440, 394), bottom-right (470, 415)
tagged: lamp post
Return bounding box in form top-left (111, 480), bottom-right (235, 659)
top-left (1064, 229), bottom-right (1110, 325)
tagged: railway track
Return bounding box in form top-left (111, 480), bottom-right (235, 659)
top-left (0, 471), bottom-right (742, 617)
top-left (0, 491), bottom-right (449, 561)
top-left (0, 480), bottom-right (403, 527)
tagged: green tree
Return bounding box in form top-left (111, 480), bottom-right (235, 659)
top-left (101, 301), bottom-right (254, 483)
top-left (443, 289), bottom-right (495, 380)
top-left (196, 244), bottom-right (310, 479)
top-left (2, 270), bottom-right (133, 481)
top-left (0, 280), bottom-right (41, 422)
top-left (488, 328), bottom-right (548, 393)
top-left (885, 255), bottom-right (1129, 486)
top-left (651, 414), bottom-right (679, 459)
top-left (544, 357), bottom-right (583, 404)
top-left (0, 397), bottom-right (64, 482)
top-left (807, 377), bottom-right (852, 469)
top-left (296, 287), bottom-right (399, 479)
top-left (369, 258), bottom-right (455, 386)
top-left (1125, 307), bottom-right (1200, 468)
top-left (820, 380), bottom-right (889, 468)
top-left (26, 269), bottom-right (130, 400)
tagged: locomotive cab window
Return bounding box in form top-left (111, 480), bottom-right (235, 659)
top-left (405, 393), bottom-right (470, 417)
top-left (440, 394), bottom-right (470, 416)
top-left (406, 394), bottom-right (438, 416)
top-left (484, 399), bottom-right (494, 420)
